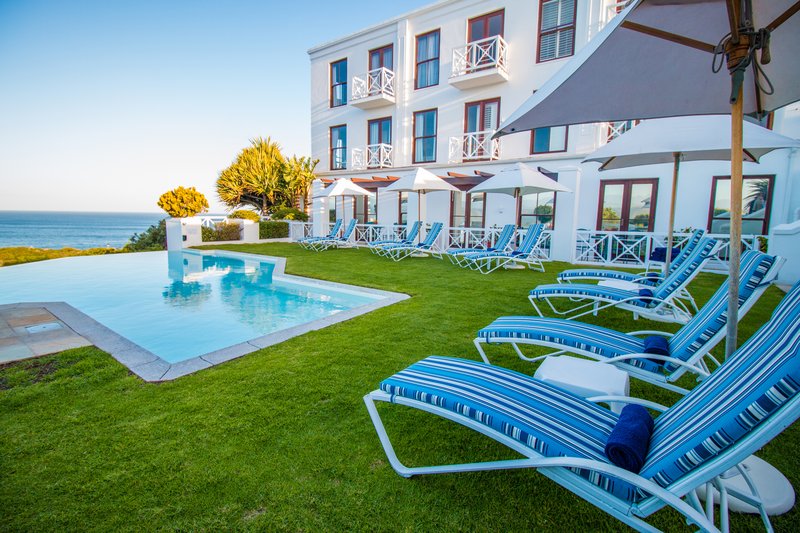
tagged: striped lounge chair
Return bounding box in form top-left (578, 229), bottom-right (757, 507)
top-left (297, 219), bottom-right (342, 249)
top-left (475, 250), bottom-right (783, 393)
top-left (381, 222), bottom-right (444, 262)
top-left (460, 223), bottom-right (546, 274)
top-left (368, 222), bottom-right (421, 255)
top-left (365, 280), bottom-right (800, 532)
top-left (528, 237), bottom-right (719, 323)
top-left (311, 219), bottom-right (357, 251)
top-left (446, 224), bottom-right (516, 266)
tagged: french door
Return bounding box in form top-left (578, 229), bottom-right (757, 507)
top-left (597, 179), bottom-right (658, 232)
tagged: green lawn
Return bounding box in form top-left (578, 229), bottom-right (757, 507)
top-left (1, 244), bottom-right (798, 531)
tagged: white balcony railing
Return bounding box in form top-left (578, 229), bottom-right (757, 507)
top-left (451, 35), bottom-right (508, 78)
top-left (606, 120), bottom-right (639, 142)
top-left (449, 131), bottom-right (500, 163)
top-left (573, 230), bottom-right (764, 273)
top-left (352, 144), bottom-right (393, 170)
top-left (352, 67), bottom-right (395, 100)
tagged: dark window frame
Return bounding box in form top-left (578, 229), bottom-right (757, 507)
top-left (368, 44), bottom-right (394, 71)
top-left (596, 178), bottom-right (659, 232)
top-left (468, 8), bottom-right (505, 42)
top-left (397, 191), bottom-right (408, 225)
top-left (413, 108), bottom-right (438, 164)
top-left (450, 191), bottom-right (487, 228)
top-left (530, 125), bottom-right (569, 154)
top-left (517, 192), bottom-right (559, 229)
top-left (329, 124), bottom-right (347, 171)
top-left (537, 0), bottom-right (577, 64)
top-left (463, 97), bottom-right (501, 162)
top-left (707, 174), bottom-right (775, 235)
top-left (329, 58), bottom-right (348, 108)
top-left (414, 29), bottom-right (441, 90)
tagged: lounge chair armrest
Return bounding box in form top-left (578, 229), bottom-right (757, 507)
top-left (601, 353), bottom-right (711, 378)
top-left (585, 395), bottom-right (668, 412)
top-left (626, 330), bottom-right (675, 338)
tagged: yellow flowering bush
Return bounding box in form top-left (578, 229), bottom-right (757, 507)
top-left (157, 186), bottom-right (209, 218)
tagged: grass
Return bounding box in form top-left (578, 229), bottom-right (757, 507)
top-left (1, 243), bottom-right (798, 531)
top-left (0, 246), bottom-right (119, 267)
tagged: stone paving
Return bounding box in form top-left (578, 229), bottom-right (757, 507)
top-left (0, 306), bottom-right (91, 364)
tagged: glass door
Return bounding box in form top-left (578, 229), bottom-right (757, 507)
top-left (597, 179), bottom-right (658, 232)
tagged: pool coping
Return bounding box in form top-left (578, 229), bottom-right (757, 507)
top-left (1, 250), bottom-right (409, 381)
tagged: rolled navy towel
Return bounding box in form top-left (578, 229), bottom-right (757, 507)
top-left (605, 404), bottom-right (655, 473)
top-left (649, 247), bottom-right (680, 262)
top-left (638, 288), bottom-right (655, 305)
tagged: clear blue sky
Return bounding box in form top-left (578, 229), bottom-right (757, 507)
top-left (0, 0), bottom-right (432, 213)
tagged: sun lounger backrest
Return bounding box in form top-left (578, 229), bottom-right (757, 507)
top-left (493, 224), bottom-right (517, 250)
top-left (405, 221), bottom-right (421, 242)
top-left (327, 219), bottom-right (343, 238)
top-left (517, 224), bottom-right (544, 254)
top-left (668, 250), bottom-right (778, 365)
top-left (652, 237), bottom-right (716, 300)
top-left (665, 229), bottom-right (705, 275)
top-left (341, 219), bottom-right (357, 240)
top-left (420, 222), bottom-right (443, 248)
top-left (642, 281), bottom-right (800, 491)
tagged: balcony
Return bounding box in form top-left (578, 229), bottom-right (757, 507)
top-left (449, 36), bottom-right (509, 90)
top-left (352, 143), bottom-right (393, 170)
top-left (448, 131), bottom-right (500, 163)
top-left (351, 67), bottom-right (396, 109)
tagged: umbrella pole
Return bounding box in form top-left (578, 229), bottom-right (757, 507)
top-left (725, 88), bottom-right (744, 359)
top-left (664, 153), bottom-right (680, 274)
top-left (418, 190), bottom-right (422, 244)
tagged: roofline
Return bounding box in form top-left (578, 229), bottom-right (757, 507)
top-left (307, 0), bottom-right (463, 56)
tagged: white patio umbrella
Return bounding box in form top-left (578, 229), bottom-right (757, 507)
top-left (468, 162), bottom-right (572, 225)
top-left (313, 178), bottom-right (374, 220)
top-left (385, 168), bottom-right (459, 242)
top-left (583, 115), bottom-right (800, 271)
top-left (494, 0), bottom-right (800, 357)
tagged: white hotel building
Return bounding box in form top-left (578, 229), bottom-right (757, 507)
top-left (307, 0), bottom-right (800, 270)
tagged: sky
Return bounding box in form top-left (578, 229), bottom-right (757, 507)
top-left (0, 0), bottom-right (432, 213)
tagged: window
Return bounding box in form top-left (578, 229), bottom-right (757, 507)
top-left (531, 126), bottom-right (568, 154)
top-left (330, 59), bottom-right (347, 107)
top-left (368, 117), bottom-right (392, 146)
top-left (329, 125), bottom-right (347, 170)
top-left (413, 109), bottom-right (437, 163)
top-left (328, 199), bottom-right (337, 223)
top-left (415, 30), bottom-right (440, 89)
top-left (398, 192), bottom-right (408, 225)
top-left (468, 9), bottom-right (504, 41)
top-left (597, 179), bottom-right (658, 232)
top-left (538, 0), bottom-right (576, 62)
top-left (708, 175), bottom-right (774, 235)
top-left (518, 192), bottom-right (557, 229)
top-left (354, 195), bottom-right (377, 224)
top-left (369, 44), bottom-right (393, 71)
top-left (464, 98), bottom-right (500, 160)
top-left (450, 191), bottom-right (486, 228)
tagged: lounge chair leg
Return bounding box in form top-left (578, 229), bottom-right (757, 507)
top-left (473, 338), bottom-right (491, 364)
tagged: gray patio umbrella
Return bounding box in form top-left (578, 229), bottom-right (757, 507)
top-left (313, 178), bottom-right (374, 221)
top-left (494, 0), bottom-right (800, 357)
top-left (583, 115), bottom-right (800, 271)
top-left (467, 162), bottom-right (572, 226)
top-left (385, 168), bottom-right (459, 243)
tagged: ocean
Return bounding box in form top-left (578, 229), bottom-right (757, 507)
top-left (0, 211), bottom-right (165, 250)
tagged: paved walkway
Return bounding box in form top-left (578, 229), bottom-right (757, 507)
top-left (0, 307), bottom-right (91, 364)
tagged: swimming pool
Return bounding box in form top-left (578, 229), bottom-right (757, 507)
top-left (0, 250), bottom-right (407, 379)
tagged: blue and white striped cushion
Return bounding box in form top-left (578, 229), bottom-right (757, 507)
top-left (651, 238), bottom-right (716, 300)
top-left (529, 283), bottom-right (654, 308)
top-left (379, 356), bottom-right (641, 501)
top-left (477, 316), bottom-right (662, 373)
top-left (558, 268), bottom-right (661, 286)
top-left (642, 281), bottom-right (800, 492)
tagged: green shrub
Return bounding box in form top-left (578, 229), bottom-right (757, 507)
top-left (259, 221), bottom-right (289, 239)
top-left (228, 210), bottom-right (261, 222)
top-left (124, 219), bottom-right (167, 251)
top-left (201, 222), bottom-right (242, 242)
top-left (157, 186), bottom-right (209, 218)
top-left (270, 206), bottom-right (308, 221)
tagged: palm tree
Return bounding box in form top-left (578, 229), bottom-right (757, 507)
top-left (285, 156), bottom-right (319, 215)
top-left (217, 137), bottom-right (288, 215)
top-left (744, 179), bottom-right (770, 215)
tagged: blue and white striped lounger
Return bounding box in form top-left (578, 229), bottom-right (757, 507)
top-left (460, 224), bottom-right (546, 274)
top-left (528, 237), bottom-right (719, 323)
top-left (297, 219), bottom-right (342, 249)
top-left (475, 251), bottom-right (782, 393)
top-left (558, 229), bottom-right (706, 286)
top-left (311, 219), bottom-right (357, 251)
top-left (365, 280), bottom-right (800, 532)
top-left (368, 221), bottom-right (421, 255)
top-left (381, 222), bottom-right (444, 262)
top-left (446, 224), bottom-right (516, 266)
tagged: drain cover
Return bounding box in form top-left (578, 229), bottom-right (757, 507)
top-left (25, 322), bottom-right (63, 334)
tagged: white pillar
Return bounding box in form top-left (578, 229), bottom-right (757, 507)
top-left (550, 166), bottom-right (582, 263)
top-left (311, 180), bottom-right (327, 237)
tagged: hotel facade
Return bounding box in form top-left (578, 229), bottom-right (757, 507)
top-left (307, 0), bottom-right (800, 270)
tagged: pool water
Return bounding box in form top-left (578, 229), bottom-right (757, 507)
top-left (0, 250), bottom-right (381, 363)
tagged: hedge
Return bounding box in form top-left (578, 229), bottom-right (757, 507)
top-left (259, 221), bottom-right (289, 239)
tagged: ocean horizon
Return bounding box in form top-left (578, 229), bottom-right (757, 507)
top-left (0, 211), bottom-right (166, 250)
